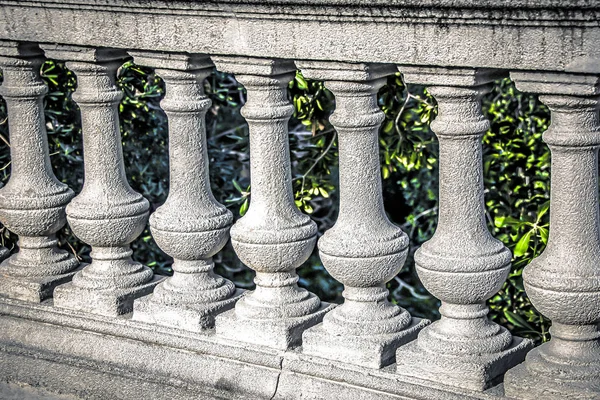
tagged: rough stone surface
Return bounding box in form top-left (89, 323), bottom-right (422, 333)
top-left (302, 317), bottom-right (428, 369)
top-left (504, 72), bottom-right (600, 400)
top-left (39, 45), bottom-right (159, 316)
top-left (0, 2), bottom-right (599, 74)
top-left (0, 41), bottom-right (80, 302)
top-left (129, 51), bottom-right (243, 330)
top-left (0, 269), bottom-right (79, 303)
top-left (211, 56), bottom-right (330, 350)
top-left (0, 1), bottom-right (599, 398)
top-left (395, 67), bottom-right (533, 391)
top-left (0, 382), bottom-right (80, 400)
top-left (297, 61), bottom-right (428, 368)
top-left (217, 302), bottom-right (333, 350)
top-left (0, 297), bottom-right (510, 400)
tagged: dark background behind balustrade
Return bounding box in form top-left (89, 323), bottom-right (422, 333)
top-left (0, 61), bottom-right (553, 343)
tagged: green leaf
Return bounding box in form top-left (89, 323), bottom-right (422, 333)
top-left (504, 310), bottom-right (535, 330)
top-left (538, 227), bottom-right (549, 245)
top-left (232, 180), bottom-right (243, 193)
top-left (382, 166), bottom-right (390, 180)
top-left (318, 187), bottom-right (329, 198)
top-left (494, 215), bottom-right (505, 228)
top-left (514, 230), bottom-right (532, 257)
top-left (239, 199), bottom-right (249, 216)
top-left (295, 73), bottom-right (308, 90)
top-left (536, 201), bottom-right (550, 222)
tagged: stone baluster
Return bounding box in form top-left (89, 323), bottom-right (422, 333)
top-left (130, 51), bottom-right (242, 331)
top-left (0, 41), bottom-right (79, 302)
top-left (394, 67), bottom-right (533, 390)
top-left (504, 72), bottom-right (600, 399)
top-left (40, 45), bottom-right (161, 316)
top-left (296, 61), bottom-right (429, 368)
top-left (210, 57), bottom-right (332, 349)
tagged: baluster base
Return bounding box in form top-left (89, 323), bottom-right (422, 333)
top-left (0, 266), bottom-right (82, 303)
top-left (504, 339), bottom-right (600, 399)
top-left (133, 288), bottom-right (244, 331)
top-left (395, 332), bottom-right (532, 391)
top-left (53, 269), bottom-right (164, 317)
top-left (216, 302), bottom-right (334, 350)
top-left (0, 235), bottom-right (81, 302)
top-left (302, 317), bottom-right (428, 369)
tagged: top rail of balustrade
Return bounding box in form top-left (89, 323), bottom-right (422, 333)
top-left (0, 0), bottom-right (599, 73)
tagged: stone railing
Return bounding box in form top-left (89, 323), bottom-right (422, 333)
top-left (0, 1), bottom-right (599, 399)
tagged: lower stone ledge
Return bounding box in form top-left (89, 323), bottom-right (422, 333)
top-left (0, 381), bottom-right (79, 400)
top-left (0, 297), bottom-right (510, 400)
top-left (503, 348), bottom-right (600, 400)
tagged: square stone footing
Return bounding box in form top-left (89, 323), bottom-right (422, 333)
top-left (395, 336), bottom-right (533, 391)
top-left (0, 267), bottom-right (82, 303)
top-left (302, 317), bottom-right (429, 369)
top-left (53, 275), bottom-right (164, 317)
top-left (504, 349), bottom-right (600, 400)
top-left (133, 289), bottom-right (245, 331)
top-left (216, 303), bottom-right (335, 350)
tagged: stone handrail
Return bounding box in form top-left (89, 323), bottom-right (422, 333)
top-left (0, 1), bottom-right (598, 399)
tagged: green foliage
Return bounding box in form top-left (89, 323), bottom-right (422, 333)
top-left (0, 62), bottom-right (552, 342)
top-left (483, 79), bottom-right (552, 342)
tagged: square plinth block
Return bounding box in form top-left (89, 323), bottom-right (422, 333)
top-left (301, 318), bottom-right (429, 369)
top-left (216, 303), bottom-right (335, 350)
top-left (133, 289), bottom-right (245, 331)
top-left (504, 348), bottom-right (600, 400)
top-left (0, 267), bottom-right (82, 303)
top-left (395, 336), bottom-right (533, 391)
top-left (53, 276), bottom-right (164, 317)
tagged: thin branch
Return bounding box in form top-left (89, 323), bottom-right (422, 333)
top-left (0, 133), bottom-right (10, 148)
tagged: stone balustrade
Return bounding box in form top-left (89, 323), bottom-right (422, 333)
top-left (0, 1), bottom-right (598, 399)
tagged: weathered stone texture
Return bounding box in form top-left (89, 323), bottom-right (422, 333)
top-left (0, 41), bottom-right (79, 302)
top-left (0, 1), bottom-right (599, 399)
top-left (0, 297), bottom-right (508, 400)
top-left (39, 45), bottom-right (161, 316)
top-left (394, 67), bottom-right (533, 391)
top-left (0, 2), bottom-right (599, 73)
top-left (211, 57), bottom-right (332, 350)
top-left (130, 51), bottom-right (242, 331)
top-left (297, 61), bottom-right (428, 369)
top-left (504, 72), bottom-right (600, 400)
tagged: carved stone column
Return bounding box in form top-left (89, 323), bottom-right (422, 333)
top-left (130, 51), bottom-right (242, 331)
top-left (504, 72), bottom-right (600, 400)
top-left (296, 61), bottom-right (429, 368)
top-left (0, 41), bottom-right (79, 302)
top-left (394, 67), bottom-right (533, 390)
top-left (211, 57), bottom-right (332, 349)
top-left (41, 45), bottom-right (161, 316)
